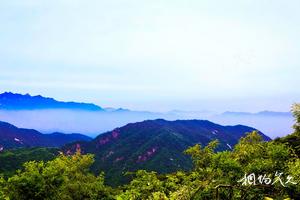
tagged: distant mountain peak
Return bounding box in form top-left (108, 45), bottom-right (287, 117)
top-left (103, 107), bottom-right (131, 112)
top-left (0, 92), bottom-right (103, 111)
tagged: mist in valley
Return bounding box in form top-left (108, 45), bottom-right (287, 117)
top-left (0, 109), bottom-right (294, 139)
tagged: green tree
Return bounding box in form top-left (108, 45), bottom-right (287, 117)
top-left (184, 131), bottom-right (293, 199)
top-left (292, 103), bottom-right (300, 135)
top-left (0, 176), bottom-right (7, 200)
top-left (117, 170), bottom-right (165, 200)
top-left (275, 103), bottom-right (300, 156)
top-left (3, 152), bottom-right (113, 200)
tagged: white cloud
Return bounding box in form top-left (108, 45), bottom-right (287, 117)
top-left (0, 0), bottom-right (299, 111)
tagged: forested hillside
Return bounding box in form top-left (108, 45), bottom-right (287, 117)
top-left (62, 119), bottom-right (270, 185)
top-left (0, 104), bottom-right (299, 199)
top-left (0, 121), bottom-right (91, 150)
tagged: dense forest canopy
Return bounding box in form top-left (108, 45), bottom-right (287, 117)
top-left (0, 104), bottom-right (300, 200)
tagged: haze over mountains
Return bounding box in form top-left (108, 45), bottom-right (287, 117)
top-left (0, 92), bottom-right (293, 138)
top-left (0, 91), bottom-right (287, 186)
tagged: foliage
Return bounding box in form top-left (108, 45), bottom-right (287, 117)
top-left (275, 103), bottom-right (300, 156)
top-left (116, 170), bottom-right (165, 199)
top-left (0, 176), bottom-right (7, 200)
top-left (1, 152), bottom-right (114, 200)
top-left (0, 131), bottom-right (299, 199)
top-left (292, 103), bottom-right (300, 134)
top-left (116, 131), bottom-right (297, 199)
top-left (1, 104), bottom-right (300, 199)
top-left (0, 147), bottom-right (59, 178)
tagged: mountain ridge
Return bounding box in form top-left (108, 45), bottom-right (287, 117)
top-left (0, 92), bottom-right (293, 138)
top-left (63, 119), bottom-right (271, 185)
top-left (0, 121), bottom-right (91, 151)
top-left (0, 92), bottom-right (103, 111)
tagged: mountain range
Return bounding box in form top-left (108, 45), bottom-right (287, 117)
top-left (0, 92), bottom-right (293, 138)
top-left (0, 92), bottom-right (291, 117)
top-left (0, 92), bottom-right (272, 186)
top-left (0, 92), bottom-right (103, 111)
top-left (62, 119), bottom-right (270, 185)
top-left (0, 121), bottom-right (91, 151)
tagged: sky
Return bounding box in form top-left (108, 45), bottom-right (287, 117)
top-left (0, 0), bottom-right (299, 112)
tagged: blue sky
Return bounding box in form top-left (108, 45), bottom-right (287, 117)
top-left (0, 0), bottom-right (299, 112)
